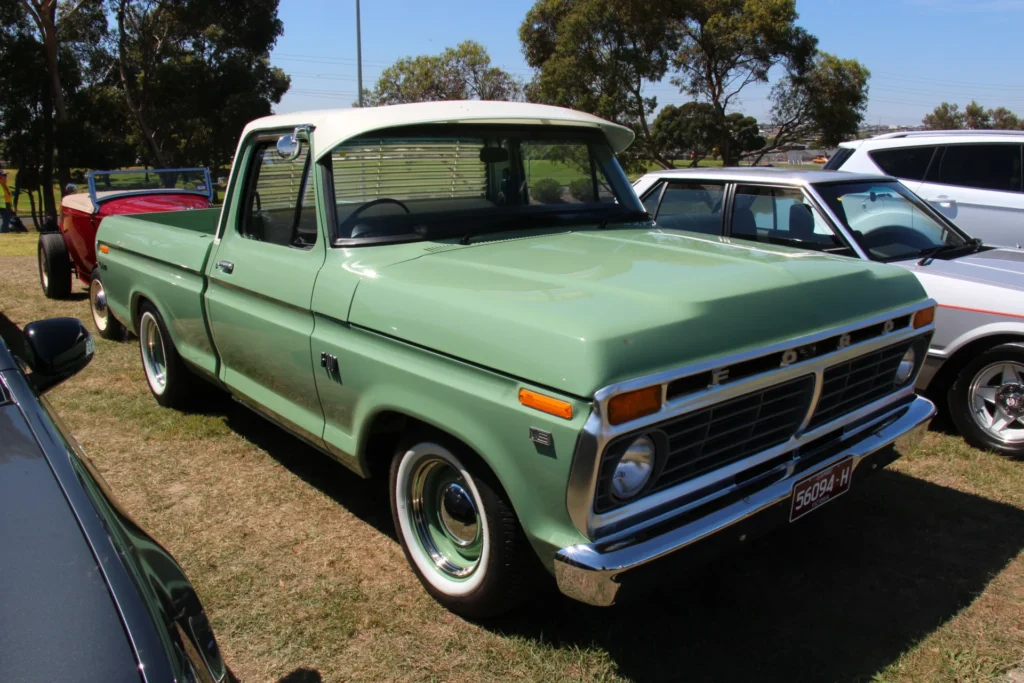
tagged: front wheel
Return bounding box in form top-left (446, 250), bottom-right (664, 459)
top-left (948, 343), bottom-right (1024, 457)
top-left (389, 435), bottom-right (535, 619)
top-left (89, 270), bottom-right (125, 341)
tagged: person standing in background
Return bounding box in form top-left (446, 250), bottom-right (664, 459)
top-left (0, 169), bottom-right (14, 233)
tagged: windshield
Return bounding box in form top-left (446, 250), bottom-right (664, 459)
top-left (326, 125), bottom-right (643, 243)
top-left (86, 168), bottom-right (211, 196)
top-left (814, 181), bottom-right (968, 261)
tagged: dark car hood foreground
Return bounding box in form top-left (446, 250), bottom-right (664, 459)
top-left (0, 406), bottom-right (140, 682)
top-left (350, 228), bottom-right (928, 397)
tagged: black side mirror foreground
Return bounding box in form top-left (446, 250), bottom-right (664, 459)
top-left (22, 318), bottom-right (94, 393)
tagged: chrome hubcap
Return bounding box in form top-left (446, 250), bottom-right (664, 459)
top-left (409, 457), bottom-right (482, 579)
top-left (140, 313), bottom-right (167, 391)
top-left (90, 279), bottom-right (108, 331)
top-left (970, 362), bottom-right (1024, 443)
top-left (439, 482), bottom-right (479, 547)
top-left (39, 250), bottom-right (48, 290)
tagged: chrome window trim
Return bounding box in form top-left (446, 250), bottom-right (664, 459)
top-left (0, 372), bottom-right (12, 406)
top-left (566, 300), bottom-right (936, 539)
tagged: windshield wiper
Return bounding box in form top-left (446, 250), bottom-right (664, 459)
top-left (597, 209), bottom-right (650, 230)
top-left (917, 237), bottom-right (982, 266)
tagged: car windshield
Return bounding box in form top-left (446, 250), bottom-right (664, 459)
top-left (814, 180), bottom-right (968, 261)
top-left (86, 168), bottom-right (211, 195)
top-left (326, 125), bottom-right (643, 242)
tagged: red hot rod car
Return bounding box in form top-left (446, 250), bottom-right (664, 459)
top-left (37, 167), bottom-right (213, 327)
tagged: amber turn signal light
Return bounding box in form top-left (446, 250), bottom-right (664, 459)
top-left (519, 388), bottom-right (573, 420)
top-left (913, 306), bottom-right (935, 329)
top-left (98, 244), bottom-right (109, 254)
top-left (607, 386), bottom-right (662, 426)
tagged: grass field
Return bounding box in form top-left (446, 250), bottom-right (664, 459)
top-left (2, 231), bottom-right (1022, 682)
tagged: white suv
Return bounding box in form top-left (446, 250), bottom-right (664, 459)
top-left (828, 131), bottom-right (1024, 247)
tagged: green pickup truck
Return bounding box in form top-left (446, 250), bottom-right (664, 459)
top-left (95, 101), bottom-right (938, 617)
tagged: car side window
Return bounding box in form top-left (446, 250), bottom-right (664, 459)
top-left (654, 182), bottom-right (725, 235)
top-left (730, 185), bottom-right (847, 252)
top-left (868, 146), bottom-right (937, 181)
top-left (640, 182), bottom-right (664, 215)
top-left (933, 144), bottom-right (1023, 193)
top-left (240, 139), bottom-right (316, 248)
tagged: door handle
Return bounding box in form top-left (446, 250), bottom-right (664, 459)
top-left (216, 260), bottom-right (234, 274)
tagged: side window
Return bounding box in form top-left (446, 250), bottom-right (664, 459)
top-left (935, 144), bottom-right (1023, 192)
top-left (241, 139), bottom-right (315, 248)
top-left (641, 182), bottom-right (664, 215)
top-left (731, 185), bottom-right (846, 252)
top-left (654, 182), bottom-right (725, 235)
top-left (868, 146), bottom-right (936, 181)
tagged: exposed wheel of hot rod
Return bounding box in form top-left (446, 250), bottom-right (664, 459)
top-left (38, 232), bottom-right (72, 299)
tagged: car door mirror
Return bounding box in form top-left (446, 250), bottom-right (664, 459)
top-left (928, 197), bottom-right (958, 219)
top-left (21, 318), bottom-right (94, 393)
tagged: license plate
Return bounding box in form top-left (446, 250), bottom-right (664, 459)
top-left (790, 457), bottom-right (854, 522)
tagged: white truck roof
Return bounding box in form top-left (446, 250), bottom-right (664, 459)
top-left (242, 101), bottom-right (636, 159)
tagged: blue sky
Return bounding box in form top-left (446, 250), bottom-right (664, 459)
top-left (270, 0), bottom-right (1022, 126)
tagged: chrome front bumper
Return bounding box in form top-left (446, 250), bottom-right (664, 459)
top-left (553, 395), bottom-right (935, 607)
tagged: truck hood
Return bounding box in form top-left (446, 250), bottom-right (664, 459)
top-left (349, 229), bottom-right (926, 397)
top-left (894, 247), bottom-right (1024, 293)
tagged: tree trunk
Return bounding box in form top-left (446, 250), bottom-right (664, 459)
top-left (117, 0), bottom-right (168, 168)
top-left (31, 0), bottom-right (72, 196)
top-left (629, 83), bottom-right (672, 170)
top-left (27, 191), bottom-right (40, 231)
top-left (40, 84), bottom-right (57, 220)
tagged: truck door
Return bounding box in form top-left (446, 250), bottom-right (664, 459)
top-left (205, 130), bottom-right (327, 445)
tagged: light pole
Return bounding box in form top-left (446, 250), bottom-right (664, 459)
top-left (356, 0), bottom-right (363, 107)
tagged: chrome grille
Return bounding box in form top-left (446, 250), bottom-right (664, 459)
top-left (808, 339), bottom-right (914, 429)
top-left (594, 375), bottom-right (815, 512)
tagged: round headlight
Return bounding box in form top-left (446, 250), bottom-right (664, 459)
top-left (895, 346), bottom-right (917, 385)
top-left (610, 435), bottom-right (656, 501)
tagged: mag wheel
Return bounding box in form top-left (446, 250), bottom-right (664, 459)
top-left (949, 343), bottom-right (1024, 457)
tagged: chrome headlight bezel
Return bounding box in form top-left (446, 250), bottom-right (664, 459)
top-left (606, 432), bottom-right (666, 503)
top-left (895, 346), bottom-right (917, 386)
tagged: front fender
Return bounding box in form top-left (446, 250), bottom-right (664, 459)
top-left (313, 323), bottom-right (593, 566)
top-left (931, 310), bottom-right (1024, 360)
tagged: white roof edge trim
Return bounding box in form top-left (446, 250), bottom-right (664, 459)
top-left (240, 101), bottom-right (636, 159)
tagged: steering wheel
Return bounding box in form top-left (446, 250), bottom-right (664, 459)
top-left (343, 198), bottom-right (411, 238)
top-left (858, 226), bottom-right (934, 252)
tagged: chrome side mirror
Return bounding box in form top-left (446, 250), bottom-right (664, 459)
top-left (275, 126), bottom-right (310, 161)
top-left (276, 134), bottom-right (299, 160)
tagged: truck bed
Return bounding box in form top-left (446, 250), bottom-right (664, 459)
top-left (118, 207), bottom-right (220, 235)
top-left (96, 207), bottom-right (221, 377)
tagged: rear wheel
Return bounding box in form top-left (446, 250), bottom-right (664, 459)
top-left (38, 232), bottom-right (72, 299)
top-left (949, 343), bottom-right (1024, 457)
top-left (137, 302), bottom-right (202, 409)
top-left (89, 269), bottom-right (125, 341)
top-left (389, 434), bottom-right (535, 619)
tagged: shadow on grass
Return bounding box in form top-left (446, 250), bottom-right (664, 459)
top-left (216, 405), bottom-right (1024, 682)
top-left (222, 402), bottom-right (396, 540)
top-left (490, 470), bottom-right (1024, 682)
top-left (278, 667), bottom-right (322, 683)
